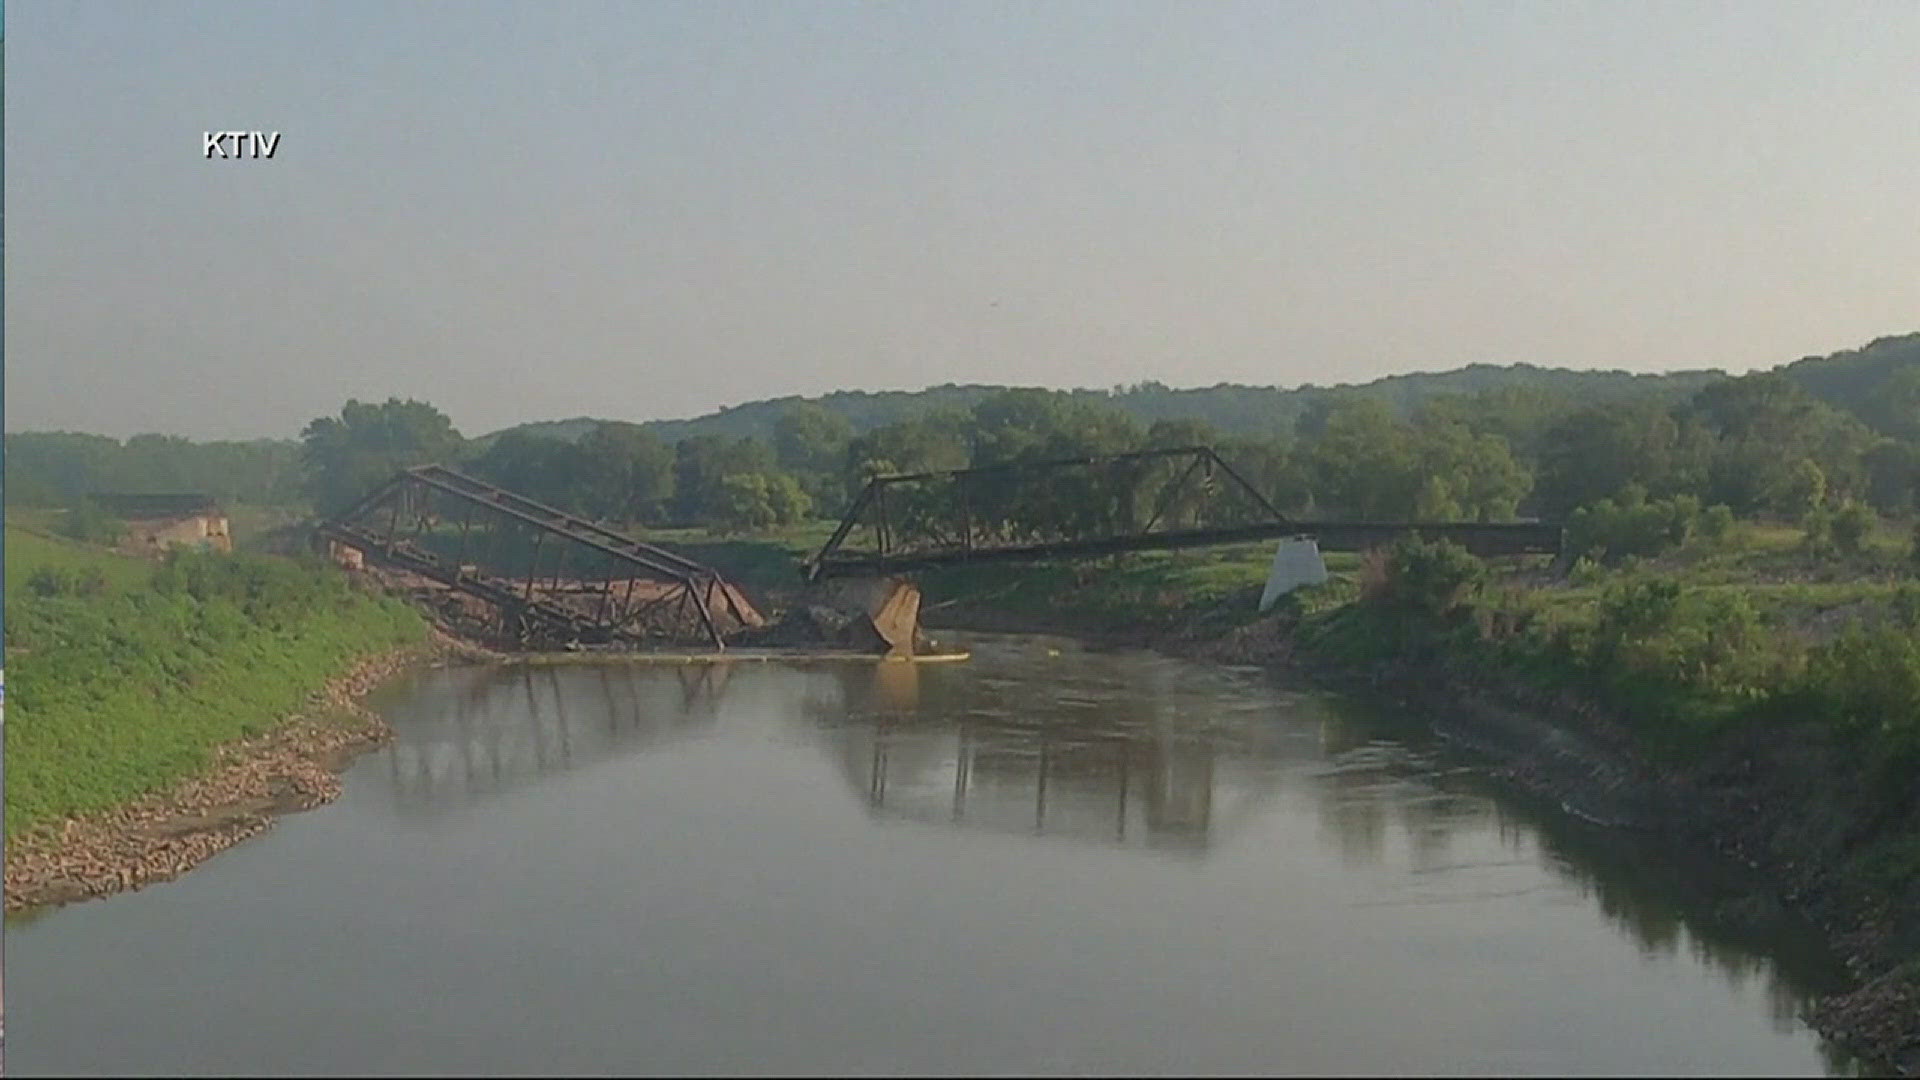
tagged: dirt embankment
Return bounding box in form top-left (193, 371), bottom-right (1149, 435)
top-left (3, 630), bottom-right (506, 914)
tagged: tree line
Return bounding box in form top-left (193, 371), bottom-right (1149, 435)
top-left (8, 333), bottom-right (1917, 554)
top-left (282, 362), bottom-right (1914, 554)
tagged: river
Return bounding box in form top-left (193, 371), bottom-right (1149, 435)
top-left (4, 632), bottom-right (1867, 1075)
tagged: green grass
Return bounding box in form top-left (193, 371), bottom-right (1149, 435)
top-left (5, 508), bottom-right (68, 534)
top-left (4, 526), bottom-right (153, 597)
top-left (4, 527), bottom-right (430, 838)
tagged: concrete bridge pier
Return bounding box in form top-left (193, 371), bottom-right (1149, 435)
top-left (794, 576), bottom-right (925, 656)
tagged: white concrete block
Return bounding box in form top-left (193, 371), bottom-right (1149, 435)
top-left (1259, 537), bottom-right (1328, 612)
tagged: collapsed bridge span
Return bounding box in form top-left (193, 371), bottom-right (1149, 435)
top-left (317, 464), bottom-right (761, 649)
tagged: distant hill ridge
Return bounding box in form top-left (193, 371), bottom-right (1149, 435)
top-left (479, 361), bottom-right (1734, 449)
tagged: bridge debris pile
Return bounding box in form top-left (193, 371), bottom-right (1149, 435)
top-left (735, 578), bottom-right (929, 656)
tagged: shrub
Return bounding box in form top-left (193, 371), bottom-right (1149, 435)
top-left (1801, 505), bottom-right (1835, 557)
top-left (25, 566), bottom-right (110, 598)
top-left (1566, 489), bottom-right (1703, 564)
top-left (1378, 535), bottom-right (1485, 621)
top-left (1698, 504), bottom-right (1736, 543)
top-left (1799, 628), bottom-right (1920, 785)
top-left (1567, 555), bottom-right (1607, 587)
top-left (1830, 501), bottom-right (1875, 555)
top-left (1580, 578), bottom-right (1787, 722)
top-left (26, 567), bottom-right (71, 598)
top-left (1891, 584), bottom-right (1920, 631)
top-left (1594, 578), bottom-right (1684, 651)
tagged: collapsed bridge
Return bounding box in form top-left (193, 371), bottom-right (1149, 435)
top-left (317, 464), bottom-right (762, 649)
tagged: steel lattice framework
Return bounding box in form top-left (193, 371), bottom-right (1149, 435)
top-left (805, 445), bottom-right (1563, 580)
top-left (318, 464), bottom-right (759, 649)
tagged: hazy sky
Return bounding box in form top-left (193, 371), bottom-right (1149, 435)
top-left (6, 1), bottom-right (1918, 441)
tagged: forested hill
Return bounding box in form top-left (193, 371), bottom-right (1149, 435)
top-left (1777, 332), bottom-right (1920, 441)
top-left (482, 362), bottom-right (1729, 449)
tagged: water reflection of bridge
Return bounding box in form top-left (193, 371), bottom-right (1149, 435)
top-left (372, 652), bottom-right (1293, 855)
top-left (807, 656), bottom-right (1292, 855)
top-left (358, 652), bottom-right (1853, 1058)
top-left (373, 663), bottom-right (737, 810)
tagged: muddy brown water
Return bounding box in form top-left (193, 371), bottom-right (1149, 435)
top-left (3, 632), bottom-right (1872, 1075)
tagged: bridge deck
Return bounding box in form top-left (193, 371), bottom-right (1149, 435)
top-left (809, 520), bottom-right (1562, 579)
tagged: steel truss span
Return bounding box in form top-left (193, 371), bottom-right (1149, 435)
top-left (319, 464), bottom-right (760, 649)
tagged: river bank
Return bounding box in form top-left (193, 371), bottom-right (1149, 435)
top-left (923, 596), bottom-right (1919, 1075)
top-left (3, 630), bottom-right (503, 914)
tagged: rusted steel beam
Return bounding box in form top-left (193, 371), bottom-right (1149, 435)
top-left (1203, 447), bottom-right (1288, 524)
top-left (402, 465), bottom-right (708, 580)
top-left (815, 482), bottom-right (879, 566)
top-left (1140, 452), bottom-right (1207, 535)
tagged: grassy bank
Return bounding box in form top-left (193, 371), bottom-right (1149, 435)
top-left (4, 527), bottom-right (430, 838)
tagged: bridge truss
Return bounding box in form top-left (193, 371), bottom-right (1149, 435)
top-left (805, 445), bottom-right (1563, 580)
top-left (317, 464), bottom-right (760, 649)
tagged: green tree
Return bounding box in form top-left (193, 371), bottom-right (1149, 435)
top-left (1688, 372), bottom-right (1876, 512)
top-left (300, 399), bottom-right (464, 515)
top-left (712, 473), bottom-right (776, 533)
top-left (772, 401), bottom-right (854, 473)
top-left (671, 436), bottom-right (776, 524)
top-left (762, 471), bottom-right (813, 525)
top-left (1306, 399), bottom-right (1418, 518)
top-left (469, 431), bottom-right (582, 509)
top-left (709, 470), bottom-right (812, 534)
top-left (577, 422), bottom-right (674, 523)
top-left (1862, 441), bottom-right (1920, 515)
top-left (1536, 402), bottom-right (1694, 518)
top-left (1214, 436), bottom-right (1309, 520)
top-left (1767, 458), bottom-right (1827, 520)
top-left (5, 432), bottom-right (305, 508)
top-left (1409, 422), bottom-right (1532, 522)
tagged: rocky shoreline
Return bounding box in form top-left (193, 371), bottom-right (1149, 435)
top-left (3, 630), bottom-right (505, 914)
